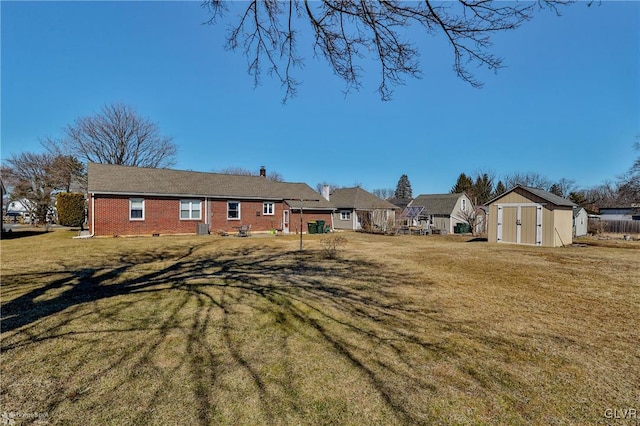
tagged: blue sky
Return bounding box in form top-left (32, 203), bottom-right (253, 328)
top-left (2, 1), bottom-right (639, 195)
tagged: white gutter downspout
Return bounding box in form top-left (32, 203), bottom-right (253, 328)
top-left (73, 193), bottom-right (95, 239)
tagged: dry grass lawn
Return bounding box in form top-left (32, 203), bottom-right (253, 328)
top-left (1, 229), bottom-right (638, 425)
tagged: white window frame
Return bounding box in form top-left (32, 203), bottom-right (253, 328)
top-left (263, 202), bottom-right (275, 216)
top-left (227, 201), bottom-right (241, 220)
top-left (461, 199), bottom-right (467, 212)
top-left (340, 210), bottom-right (351, 221)
top-left (130, 198), bottom-right (145, 221)
top-left (180, 199), bottom-right (202, 220)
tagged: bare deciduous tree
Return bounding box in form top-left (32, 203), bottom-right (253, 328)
top-left (51, 104), bottom-right (177, 169)
top-left (1, 152), bottom-right (60, 225)
top-left (503, 171), bottom-right (552, 191)
top-left (372, 188), bottom-right (394, 199)
top-left (204, 0), bottom-right (575, 101)
top-left (49, 155), bottom-right (86, 193)
top-left (315, 182), bottom-right (341, 194)
top-left (617, 140), bottom-right (640, 204)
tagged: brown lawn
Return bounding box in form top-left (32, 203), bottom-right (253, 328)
top-left (1, 229), bottom-right (638, 425)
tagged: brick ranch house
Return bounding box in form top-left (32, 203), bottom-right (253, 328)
top-left (87, 163), bottom-right (335, 237)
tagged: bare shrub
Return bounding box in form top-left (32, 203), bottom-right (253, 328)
top-left (320, 234), bottom-right (348, 259)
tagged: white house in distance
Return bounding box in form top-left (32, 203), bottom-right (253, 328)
top-left (573, 206), bottom-right (588, 237)
top-left (408, 193), bottom-right (473, 234)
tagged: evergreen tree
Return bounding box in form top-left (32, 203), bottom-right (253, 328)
top-left (493, 181), bottom-right (507, 198)
top-left (569, 191), bottom-right (588, 208)
top-left (549, 183), bottom-right (563, 197)
top-left (394, 174), bottom-right (412, 199)
top-left (451, 173), bottom-right (473, 194)
top-left (473, 173), bottom-right (494, 205)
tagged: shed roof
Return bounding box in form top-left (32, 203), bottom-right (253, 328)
top-left (410, 193), bottom-right (465, 215)
top-left (330, 187), bottom-right (399, 210)
top-left (487, 185), bottom-right (576, 207)
top-left (87, 163), bottom-right (334, 209)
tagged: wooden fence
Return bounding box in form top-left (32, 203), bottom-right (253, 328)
top-left (588, 219), bottom-right (640, 234)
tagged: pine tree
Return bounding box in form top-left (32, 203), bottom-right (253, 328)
top-left (493, 181), bottom-right (507, 198)
top-left (394, 174), bottom-right (413, 199)
top-left (473, 173), bottom-right (494, 205)
top-left (451, 173), bottom-right (473, 194)
top-left (549, 183), bottom-right (563, 197)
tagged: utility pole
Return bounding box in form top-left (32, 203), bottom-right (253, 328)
top-left (297, 198), bottom-right (316, 252)
top-left (300, 201), bottom-right (303, 252)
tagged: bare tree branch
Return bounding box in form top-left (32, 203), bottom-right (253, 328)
top-left (54, 103), bottom-right (177, 168)
top-left (204, 0), bottom-right (575, 101)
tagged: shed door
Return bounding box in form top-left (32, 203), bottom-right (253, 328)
top-left (500, 206), bottom-right (518, 244)
top-left (520, 206), bottom-right (538, 245)
top-left (496, 206), bottom-right (503, 242)
top-left (496, 204), bottom-right (543, 245)
top-left (536, 205), bottom-right (543, 245)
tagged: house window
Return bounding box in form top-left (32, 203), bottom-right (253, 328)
top-left (180, 200), bottom-right (201, 220)
top-left (340, 210), bottom-right (351, 220)
top-left (227, 201), bottom-right (240, 220)
top-left (461, 199), bottom-right (467, 211)
top-left (263, 202), bottom-right (275, 216)
top-left (130, 198), bottom-right (144, 221)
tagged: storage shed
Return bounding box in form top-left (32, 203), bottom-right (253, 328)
top-left (487, 185), bottom-right (576, 247)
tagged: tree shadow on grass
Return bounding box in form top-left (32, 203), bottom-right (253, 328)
top-left (1, 242), bottom-right (537, 425)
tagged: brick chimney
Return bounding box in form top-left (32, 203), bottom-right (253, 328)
top-left (259, 166), bottom-right (266, 177)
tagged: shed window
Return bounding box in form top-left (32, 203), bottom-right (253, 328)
top-left (227, 201), bottom-right (240, 220)
top-left (180, 200), bottom-right (201, 220)
top-left (130, 198), bottom-right (144, 221)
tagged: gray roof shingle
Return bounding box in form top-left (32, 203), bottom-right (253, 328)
top-left (410, 193), bottom-right (464, 215)
top-left (487, 185), bottom-right (576, 207)
top-left (330, 187), bottom-right (399, 210)
top-left (87, 163), bottom-right (334, 209)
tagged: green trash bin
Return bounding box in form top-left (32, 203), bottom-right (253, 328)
top-left (459, 223), bottom-right (470, 233)
top-left (316, 220), bottom-right (325, 234)
top-left (307, 221), bottom-right (317, 234)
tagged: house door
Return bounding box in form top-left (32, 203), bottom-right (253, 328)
top-left (283, 210), bottom-right (290, 234)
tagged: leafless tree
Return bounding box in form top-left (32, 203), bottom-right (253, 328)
top-left (503, 171), bottom-right (552, 191)
top-left (372, 188), bottom-right (394, 199)
top-left (204, 0), bottom-right (575, 101)
top-left (616, 140), bottom-right (640, 204)
top-left (315, 182), bottom-right (341, 194)
top-left (49, 104), bottom-right (177, 168)
top-left (48, 155), bottom-right (87, 193)
top-left (1, 152), bottom-right (60, 225)
top-left (552, 177), bottom-right (577, 198)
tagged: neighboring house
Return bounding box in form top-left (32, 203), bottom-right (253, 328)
top-left (573, 206), bottom-right (588, 237)
top-left (598, 207), bottom-right (640, 221)
top-left (388, 197), bottom-right (413, 212)
top-left (327, 187), bottom-right (399, 232)
top-left (6, 199), bottom-right (32, 215)
top-left (409, 193), bottom-right (473, 234)
top-left (486, 185), bottom-right (575, 247)
top-left (87, 163), bottom-right (335, 237)
top-left (594, 206), bottom-right (640, 235)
